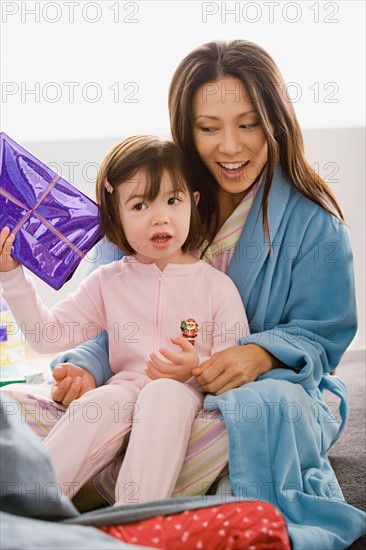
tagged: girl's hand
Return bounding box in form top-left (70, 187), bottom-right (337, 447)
top-left (146, 336), bottom-right (200, 383)
top-left (192, 344), bottom-right (283, 395)
top-left (0, 227), bottom-right (19, 272)
top-left (51, 363), bottom-right (96, 406)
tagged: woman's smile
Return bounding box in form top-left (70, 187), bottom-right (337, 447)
top-left (216, 160), bottom-right (251, 180)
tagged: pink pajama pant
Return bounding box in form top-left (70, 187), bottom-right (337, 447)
top-left (43, 372), bottom-right (203, 506)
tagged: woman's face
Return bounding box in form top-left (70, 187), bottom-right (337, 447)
top-left (192, 77), bottom-right (270, 198)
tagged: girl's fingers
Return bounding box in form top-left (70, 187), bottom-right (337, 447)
top-left (171, 336), bottom-right (195, 352)
top-left (0, 226), bottom-right (11, 238)
top-left (145, 361), bottom-right (159, 379)
top-left (0, 227), bottom-right (11, 251)
top-left (0, 228), bottom-right (18, 271)
top-left (149, 353), bottom-right (173, 372)
top-left (158, 338), bottom-right (195, 364)
top-left (145, 361), bottom-right (171, 380)
top-left (158, 347), bottom-right (181, 364)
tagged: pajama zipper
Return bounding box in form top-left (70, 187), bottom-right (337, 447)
top-left (154, 270), bottom-right (164, 354)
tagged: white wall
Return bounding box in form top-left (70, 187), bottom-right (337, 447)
top-left (2, 1), bottom-right (365, 138)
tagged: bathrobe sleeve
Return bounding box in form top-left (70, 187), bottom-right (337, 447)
top-left (227, 171), bottom-right (357, 391)
top-left (241, 217), bottom-right (357, 391)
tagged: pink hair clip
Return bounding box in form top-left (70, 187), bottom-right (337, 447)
top-left (104, 178), bottom-right (114, 194)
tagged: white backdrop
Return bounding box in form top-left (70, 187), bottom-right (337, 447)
top-left (1, 1), bottom-right (365, 349)
top-left (2, 0), bottom-right (365, 139)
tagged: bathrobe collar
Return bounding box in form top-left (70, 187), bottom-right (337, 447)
top-left (228, 166), bottom-right (290, 297)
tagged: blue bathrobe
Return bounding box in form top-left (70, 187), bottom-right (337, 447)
top-left (52, 168), bottom-right (366, 548)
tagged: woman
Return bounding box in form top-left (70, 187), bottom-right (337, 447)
top-left (52, 40), bottom-right (355, 400)
top-left (4, 41), bottom-right (365, 548)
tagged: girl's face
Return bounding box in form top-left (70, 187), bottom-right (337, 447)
top-left (192, 77), bottom-right (271, 200)
top-left (118, 169), bottom-right (198, 270)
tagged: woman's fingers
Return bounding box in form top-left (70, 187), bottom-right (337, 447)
top-left (51, 364), bottom-right (96, 405)
top-left (200, 371), bottom-right (241, 395)
top-left (52, 364), bottom-right (68, 382)
top-left (65, 363), bottom-right (96, 390)
top-left (192, 354), bottom-right (222, 384)
top-left (62, 378), bottom-right (83, 406)
top-left (51, 376), bottom-right (74, 404)
top-left (192, 346), bottom-right (257, 395)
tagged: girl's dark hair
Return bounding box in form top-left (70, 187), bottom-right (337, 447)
top-left (96, 135), bottom-right (202, 254)
top-left (168, 39), bottom-right (344, 243)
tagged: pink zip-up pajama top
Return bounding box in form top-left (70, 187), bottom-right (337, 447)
top-left (1, 257), bottom-right (248, 504)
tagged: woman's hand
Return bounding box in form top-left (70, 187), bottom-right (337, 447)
top-left (51, 363), bottom-right (96, 406)
top-left (192, 344), bottom-right (284, 395)
top-left (146, 336), bottom-right (200, 383)
top-left (0, 227), bottom-right (19, 272)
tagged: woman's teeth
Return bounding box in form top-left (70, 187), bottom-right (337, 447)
top-left (219, 161), bottom-right (249, 170)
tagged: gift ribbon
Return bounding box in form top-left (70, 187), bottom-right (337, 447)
top-left (0, 175), bottom-right (85, 258)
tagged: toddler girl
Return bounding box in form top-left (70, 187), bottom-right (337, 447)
top-left (0, 135), bottom-right (248, 505)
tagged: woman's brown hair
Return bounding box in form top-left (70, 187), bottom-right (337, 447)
top-left (96, 135), bottom-right (202, 254)
top-left (168, 39), bottom-right (344, 244)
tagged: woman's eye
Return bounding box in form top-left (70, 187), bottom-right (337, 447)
top-left (200, 127), bottom-right (216, 133)
top-left (133, 202), bottom-right (147, 211)
top-left (240, 123), bottom-right (258, 129)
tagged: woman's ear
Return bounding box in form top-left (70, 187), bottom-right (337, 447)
top-left (193, 191), bottom-right (200, 205)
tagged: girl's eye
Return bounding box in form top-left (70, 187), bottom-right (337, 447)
top-left (133, 202), bottom-right (147, 211)
top-left (168, 197), bottom-right (181, 206)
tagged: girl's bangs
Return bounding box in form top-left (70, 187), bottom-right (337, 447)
top-left (142, 157), bottom-right (188, 201)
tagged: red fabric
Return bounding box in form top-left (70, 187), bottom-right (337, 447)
top-left (99, 501), bottom-right (291, 549)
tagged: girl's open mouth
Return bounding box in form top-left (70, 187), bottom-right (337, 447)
top-left (151, 234), bottom-right (172, 247)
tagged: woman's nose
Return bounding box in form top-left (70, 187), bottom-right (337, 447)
top-left (218, 129), bottom-right (243, 156)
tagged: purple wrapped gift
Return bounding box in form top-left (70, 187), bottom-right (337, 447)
top-left (0, 132), bottom-right (102, 290)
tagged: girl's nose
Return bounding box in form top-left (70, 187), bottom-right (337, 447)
top-left (218, 129), bottom-right (243, 156)
top-left (151, 212), bottom-right (169, 226)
